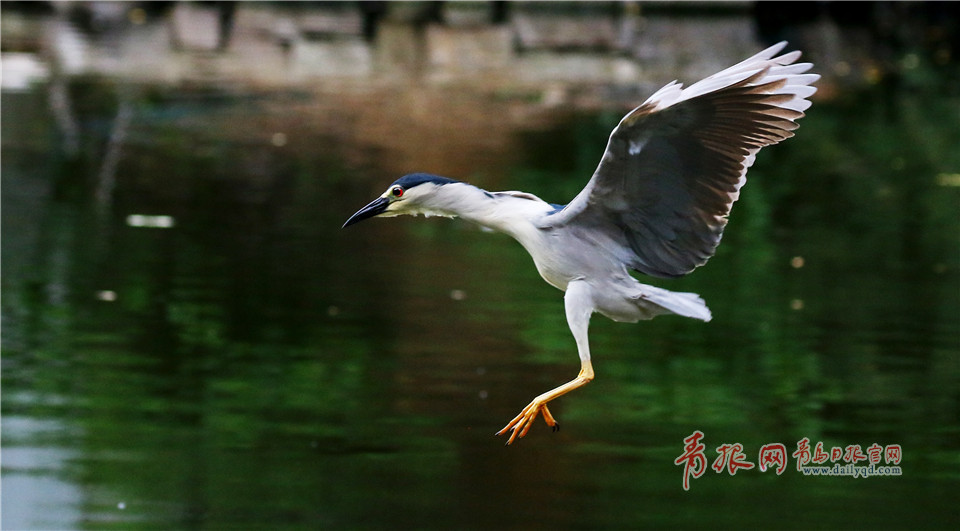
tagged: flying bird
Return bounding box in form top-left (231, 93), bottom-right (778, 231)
top-left (343, 41), bottom-right (818, 444)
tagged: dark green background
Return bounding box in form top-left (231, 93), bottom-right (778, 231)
top-left (4, 38), bottom-right (959, 531)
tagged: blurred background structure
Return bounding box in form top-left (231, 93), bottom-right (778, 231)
top-left (3, 2), bottom-right (959, 529)
top-left (3, 2), bottom-right (957, 91)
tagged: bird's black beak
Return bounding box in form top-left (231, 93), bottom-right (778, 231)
top-left (342, 196), bottom-right (390, 228)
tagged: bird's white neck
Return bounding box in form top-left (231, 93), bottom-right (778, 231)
top-left (412, 182), bottom-right (554, 240)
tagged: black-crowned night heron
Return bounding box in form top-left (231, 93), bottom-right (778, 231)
top-left (343, 42), bottom-right (817, 444)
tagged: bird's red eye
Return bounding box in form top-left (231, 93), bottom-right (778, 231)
top-left (391, 186), bottom-right (404, 197)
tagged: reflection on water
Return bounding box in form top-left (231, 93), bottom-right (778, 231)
top-left (4, 51), bottom-right (960, 531)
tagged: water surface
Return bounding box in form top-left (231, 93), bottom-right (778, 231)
top-left (3, 67), bottom-right (959, 529)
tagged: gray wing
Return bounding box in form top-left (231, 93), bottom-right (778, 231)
top-left (542, 42), bottom-right (818, 278)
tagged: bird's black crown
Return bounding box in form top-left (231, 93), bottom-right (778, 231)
top-left (392, 173), bottom-right (459, 190)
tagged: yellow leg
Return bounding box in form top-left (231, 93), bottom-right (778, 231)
top-left (496, 360), bottom-right (594, 445)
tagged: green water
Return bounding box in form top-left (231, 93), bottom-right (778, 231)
top-left (3, 74), bottom-right (958, 529)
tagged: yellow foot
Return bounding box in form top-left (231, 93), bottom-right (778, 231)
top-left (495, 401), bottom-right (560, 445)
top-left (494, 363), bottom-right (593, 445)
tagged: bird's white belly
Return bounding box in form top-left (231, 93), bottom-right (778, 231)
top-left (514, 225), bottom-right (710, 322)
top-left (520, 230), bottom-right (619, 292)
top-left (534, 260), bottom-right (574, 291)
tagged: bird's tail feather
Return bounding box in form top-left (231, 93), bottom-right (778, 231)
top-left (640, 286), bottom-right (713, 322)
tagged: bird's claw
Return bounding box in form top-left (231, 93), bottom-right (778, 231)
top-left (495, 401), bottom-right (559, 445)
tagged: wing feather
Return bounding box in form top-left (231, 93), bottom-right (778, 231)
top-left (543, 41), bottom-right (818, 278)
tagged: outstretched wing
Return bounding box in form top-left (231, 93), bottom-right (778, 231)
top-left (542, 41), bottom-right (818, 278)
